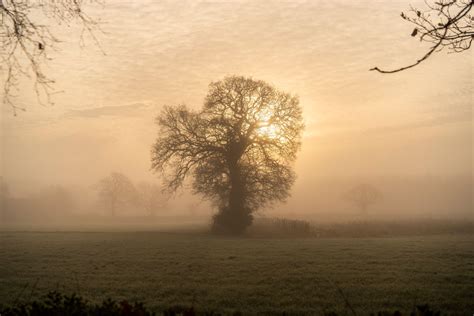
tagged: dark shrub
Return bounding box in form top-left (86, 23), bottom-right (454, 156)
top-left (0, 291), bottom-right (154, 316)
top-left (247, 217), bottom-right (315, 237)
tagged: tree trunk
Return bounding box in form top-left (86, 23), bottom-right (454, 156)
top-left (228, 160), bottom-right (244, 217)
top-left (212, 142), bottom-right (253, 234)
top-left (111, 199), bottom-right (116, 217)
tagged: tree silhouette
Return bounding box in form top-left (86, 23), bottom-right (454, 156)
top-left (97, 172), bottom-right (136, 216)
top-left (36, 185), bottom-right (76, 215)
top-left (152, 76), bottom-right (304, 234)
top-left (136, 181), bottom-right (167, 216)
top-left (345, 184), bottom-right (382, 215)
top-left (0, 0), bottom-right (103, 113)
top-left (371, 0), bottom-right (473, 73)
top-left (0, 177), bottom-right (9, 221)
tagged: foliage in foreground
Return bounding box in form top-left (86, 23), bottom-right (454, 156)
top-left (0, 291), bottom-right (445, 316)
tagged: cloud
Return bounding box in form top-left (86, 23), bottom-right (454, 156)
top-left (363, 110), bottom-right (472, 135)
top-left (65, 102), bottom-right (155, 118)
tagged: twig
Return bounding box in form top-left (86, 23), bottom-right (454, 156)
top-left (12, 282), bottom-right (29, 305)
top-left (371, 0), bottom-right (473, 73)
top-left (27, 277), bottom-right (40, 302)
top-left (324, 277), bottom-right (357, 316)
top-left (333, 282), bottom-right (357, 316)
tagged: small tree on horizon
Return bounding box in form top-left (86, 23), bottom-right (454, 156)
top-left (36, 185), bottom-right (76, 216)
top-left (0, 177), bottom-right (9, 221)
top-left (151, 76), bottom-right (304, 234)
top-left (345, 184), bottom-right (382, 215)
top-left (97, 172), bottom-right (136, 216)
top-left (136, 181), bottom-right (168, 216)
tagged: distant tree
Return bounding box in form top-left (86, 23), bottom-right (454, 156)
top-left (36, 185), bottom-right (75, 215)
top-left (345, 184), bottom-right (382, 215)
top-left (371, 0), bottom-right (473, 73)
top-left (0, 177), bottom-right (9, 220)
top-left (151, 76), bottom-right (304, 234)
top-left (0, 0), bottom-right (103, 113)
top-left (136, 182), bottom-right (167, 216)
top-left (97, 172), bottom-right (136, 216)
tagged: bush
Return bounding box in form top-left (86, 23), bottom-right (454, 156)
top-left (246, 217), bottom-right (315, 237)
top-left (0, 291), bottom-right (444, 315)
top-left (0, 291), bottom-right (153, 316)
top-left (315, 220), bottom-right (474, 238)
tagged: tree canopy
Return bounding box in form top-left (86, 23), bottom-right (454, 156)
top-left (151, 76), bottom-right (304, 234)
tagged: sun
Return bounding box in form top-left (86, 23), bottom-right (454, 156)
top-left (255, 110), bottom-right (281, 140)
top-left (257, 123), bottom-right (279, 139)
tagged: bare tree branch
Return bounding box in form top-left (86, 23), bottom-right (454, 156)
top-left (0, 0), bottom-right (104, 114)
top-left (371, 0), bottom-right (473, 73)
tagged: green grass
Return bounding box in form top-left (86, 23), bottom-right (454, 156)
top-left (0, 232), bottom-right (472, 315)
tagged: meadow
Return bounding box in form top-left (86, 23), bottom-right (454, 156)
top-left (1, 231), bottom-right (473, 315)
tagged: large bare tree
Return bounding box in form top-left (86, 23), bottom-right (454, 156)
top-left (152, 76), bottom-right (304, 234)
top-left (0, 0), bottom-right (102, 113)
top-left (371, 0), bottom-right (473, 73)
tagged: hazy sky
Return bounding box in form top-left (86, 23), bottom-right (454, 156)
top-left (1, 0), bottom-right (472, 215)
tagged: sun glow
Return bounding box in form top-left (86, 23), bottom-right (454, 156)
top-left (257, 123), bottom-right (279, 139)
top-left (255, 110), bottom-right (282, 140)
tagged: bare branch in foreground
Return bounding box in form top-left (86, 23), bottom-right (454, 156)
top-left (0, 0), bottom-right (104, 114)
top-left (371, 0), bottom-right (473, 73)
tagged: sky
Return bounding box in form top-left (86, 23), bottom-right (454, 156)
top-left (1, 0), bottom-right (472, 219)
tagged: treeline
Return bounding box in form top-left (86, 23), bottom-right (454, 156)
top-left (0, 173), bottom-right (169, 223)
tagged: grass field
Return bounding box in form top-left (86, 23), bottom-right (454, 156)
top-left (1, 232), bottom-right (473, 315)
